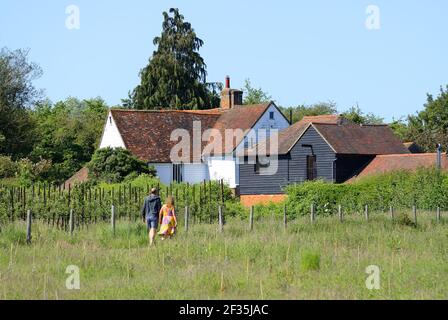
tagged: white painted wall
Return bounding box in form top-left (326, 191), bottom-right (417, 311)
top-left (99, 112), bottom-right (126, 149)
top-left (207, 157), bottom-right (238, 188)
top-left (184, 163), bottom-right (209, 184)
top-left (151, 163), bottom-right (173, 185)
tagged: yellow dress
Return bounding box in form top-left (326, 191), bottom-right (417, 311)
top-left (158, 205), bottom-right (176, 236)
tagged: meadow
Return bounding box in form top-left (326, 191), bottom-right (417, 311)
top-left (0, 211), bottom-right (447, 300)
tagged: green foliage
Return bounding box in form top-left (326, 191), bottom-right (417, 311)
top-left (285, 168), bottom-right (448, 216)
top-left (281, 101), bottom-right (338, 123)
top-left (30, 97), bottom-right (108, 183)
top-left (130, 8), bottom-right (218, 110)
top-left (299, 250), bottom-right (321, 272)
top-left (0, 48), bottom-right (42, 158)
top-left (0, 156), bottom-right (18, 178)
top-left (406, 85), bottom-right (448, 152)
top-left (88, 148), bottom-right (155, 183)
top-left (16, 158), bottom-right (52, 186)
top-left (242, 79), bottom-right (272, 105)
top-left (341, 105), bottom-right (384, 125)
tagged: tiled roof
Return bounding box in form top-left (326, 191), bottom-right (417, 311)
top-left (247, 115), bottom-right (409, 156)
top-left (204, 103), bottom-right (272, 155)
top-left (110, 104), bottom-right (274, 163)
top-left (111, 109), bottom-right (222, 163)
top-left (312, 124), bottom-right (410, 155)
top-left (64, 167), bottom-right (89, 189)
top-left (352, 153), bottom-right (448, 180)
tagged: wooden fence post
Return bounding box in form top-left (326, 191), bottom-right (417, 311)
top-left (69, 209), bottom-right (75, 236)
top-left (390, 206), bottom-right (394, 221)
top-left (111, 205), bottom-right (116, 236)
top-left (365, 205), bottom-right (369, 222)
top-left (338, 205), bottom-right (343, 222)
top-left (310, 204), bottom-right (315, 224)
top-left (283, 204), bottom-right (287, 231)
top-left (218, 205), bottom-right (224, 233)
top-left (184, 206), bottom-right (189, 232)
top-left (413, 205), bottom-right (417, 225)
top-left (26, 210), bottom-right (32, 244)
top-left (436, 207), bottom-right (441, 223)
top-left (249, 206), bottom-right (254, 231)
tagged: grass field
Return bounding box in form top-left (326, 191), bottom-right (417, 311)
top-left (0, 211), bottom-right (447, 300)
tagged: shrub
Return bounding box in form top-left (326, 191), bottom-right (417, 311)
top-left (0, 156), bottom-right (18, 178)
top-left (285, 168), bottom-right (448, 216)
top-left (88, 147), bottom-right (156, 183)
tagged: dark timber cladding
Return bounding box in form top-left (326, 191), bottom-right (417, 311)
top-left (239, 126), bottom-right (336, 195)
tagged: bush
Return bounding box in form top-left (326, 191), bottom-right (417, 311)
top-left (88, 147), bottom-right (156, 183)
top-left (0, 156), bottom-right (18, 178)
top-left (285, 168), bottom-right (448, 216)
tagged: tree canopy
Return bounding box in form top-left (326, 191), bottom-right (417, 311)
top-left (129, 8), bottom-right (219, 110)
top-left (405, 86), bottom-right (448, 152)
top-left (242, 79), bottom-right (272, 105)
top-left (0, 48), bottom-right (43, 158)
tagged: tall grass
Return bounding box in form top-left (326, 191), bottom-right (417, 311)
top-left (0, 211), bottom-right (447, 300)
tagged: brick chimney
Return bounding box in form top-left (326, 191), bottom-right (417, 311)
top-left (221, 76), bottom-right (243, 110)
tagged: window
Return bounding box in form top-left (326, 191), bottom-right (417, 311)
top-left (306, 155), bottom-right (317, 181)
top-left (173, 163), bottom-right (184, 183)
top-left (269, 111), bottom-right (275, 120)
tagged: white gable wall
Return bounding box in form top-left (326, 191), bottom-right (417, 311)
top-left (209, 103), bottom-right (290, 188)
top-left (99, 112), bottom-right (126, 149)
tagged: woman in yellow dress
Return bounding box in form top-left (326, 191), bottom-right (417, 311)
top-left (158, 196), bottom-right (177, 240)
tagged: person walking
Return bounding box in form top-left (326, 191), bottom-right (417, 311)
top-left (158, 196), bottom-right (177, 240)
top-left (141, 188), bottom-right (162, 246)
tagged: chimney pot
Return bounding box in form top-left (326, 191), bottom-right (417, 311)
top-left (225, 76), bottom-right (230, 89)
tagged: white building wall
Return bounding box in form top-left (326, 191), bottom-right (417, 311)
top-left (207, 158), bottom-right (238, 188)
top-left (184, 163), bottom-right (209, 184)
top-left (151, 163), bottom-right (173, 185)
top-left (99, 112), bottom-right (126, 149)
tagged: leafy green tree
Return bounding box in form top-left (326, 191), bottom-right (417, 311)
top-left (130, 8), bottom-right (218, 110)
top-left (341, 105), bottom-right (384, 125)
top-left (281, 101), bottom-right (338, 123)
top-left (88, 147), bottom-right (156, 183)
top-left (406, 85), bottom-right (448, 152)
top-left (30, 97), bottom-right (108, 182)
top-left (0, 48), bottom-right (42, 158)
top-left (242, 79), bottom-right (272, 105)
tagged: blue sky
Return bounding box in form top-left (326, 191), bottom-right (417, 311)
top-left (1, 0), bottom-right (447, 122)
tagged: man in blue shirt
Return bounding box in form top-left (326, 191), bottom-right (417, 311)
top-left (141, 188), bottom-right (162, 246)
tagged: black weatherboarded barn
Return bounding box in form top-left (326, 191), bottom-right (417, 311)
top-left (238, 115), bottom-right (409, 195)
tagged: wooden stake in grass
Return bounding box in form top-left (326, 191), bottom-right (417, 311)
top-left (249, 206), bottom-right (254, 231)
top-left (390, 205), bottom-right (395, 221)
top-left (26, 210), bottom-right (32, 244)
top-left (218, 205), bottom-right (224, 233)
top-left (69, 209), bottom-right (75, 236)
top-left (184, 206), bottom-right (189, 232)
top-left (111, 205), bottom-right (116, 236)
top-left (436, 207), bottom-right (441, 223)
top-left (338, 205), bottom-right (343, 222)
top-left (413, 205), bottom-right (417, 225)
top-left (364, 205), bottom-right (369, 222)
top-left (283, 204), bottom-right (287, 231)
top-left (310, 203), bottom-right (315, 224)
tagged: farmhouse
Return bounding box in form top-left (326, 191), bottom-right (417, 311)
top-left (238, 115), bottom-right (413, 206)
top-left (98, 77), bottom-right (290, 188)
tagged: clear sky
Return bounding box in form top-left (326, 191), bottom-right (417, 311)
top-left (1, 0), bottom-right (447, 121)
